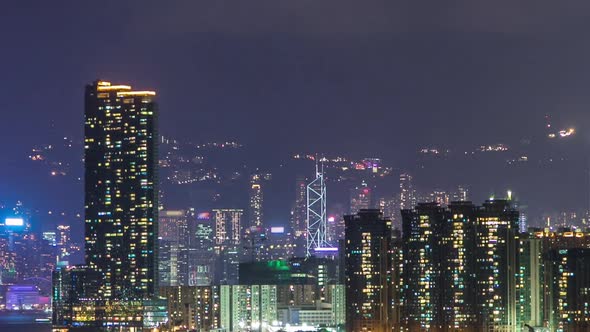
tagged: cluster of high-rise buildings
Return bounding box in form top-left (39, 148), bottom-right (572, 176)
top-left (49, 80), bottom-right (590, 332)
top-left (343, 205), bottom-right (590, 332)
top-left (0, 205), bottom-right (79, 311)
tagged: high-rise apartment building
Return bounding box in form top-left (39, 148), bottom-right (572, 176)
top-left (544, 248), bottom-right (590, 331)
top-left (401, 202), bottom-right (477, 331)
top-left (220, 285), bottom-right (277, 331)
top-left (400, 200), bottom-right (519, 331)
top-left (475, 200), bottom-right (520, 331)
top-left (84, 80), bottom-right (158, 299)
top-left (343, 209), bottom-right (393, 332)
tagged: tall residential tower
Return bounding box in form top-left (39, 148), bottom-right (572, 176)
top-left (84, 80), bottom-right (158, 300)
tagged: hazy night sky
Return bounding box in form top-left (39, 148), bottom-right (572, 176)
top-left (2, 1), bottom-right (590, 215)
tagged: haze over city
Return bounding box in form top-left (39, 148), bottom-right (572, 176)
top-left (1, 1), bottom-right (590, 332)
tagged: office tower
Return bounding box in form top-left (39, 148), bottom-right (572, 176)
top-left (84, 80), bottom-right (158, 299)
top-left (158, 210), bottom-right (189, 286)
top-left (544, 248), bottom-right (590, 331)
top-left (344, 209), bottom-right (392, 332)
top-left (307, 164), bottom-right (329, 256)
top-left (291, 176), bottom-right (307, 257)
top-left (401, 202), bottom-right (477, 331)
top-left (213, 209), bottom-right (243, 249)
top-left (475, 199), bottom-right (520, 331)
top-left (249, 174), bottom-right (265, 229)
top-left (188, 211), bottom-right (217, 286)
top-left (220, 285), bottom-right (277, 332)
top-left (291, 176), bottom-right (307, 238)
top-left (399, 173), bottom-right (416, 210)
top-left (518, 235), bottom-right (544, 329)
top-left (349, 181), bottom-right (371, 214)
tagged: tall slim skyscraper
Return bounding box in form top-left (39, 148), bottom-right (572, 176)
top-left (84, 80), bottom-right (158, 300)
top-left (399, 173), bottom-right (416, 210)
top-left (248, 172), bottom-right (271, 230)
top-left (159, 210), bottom-right (189, 286)
top-left (475, 199), bottom-right (520, 331)
top-left (344, 209), bottom-right (393, 332)
top-left (307, 163), bottom-right (329, 256)
top-left (291, 176), bottom-right (307, 238)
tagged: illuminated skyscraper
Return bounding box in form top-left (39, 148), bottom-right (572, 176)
top-left (188, 211), bottom-right (216, 286)
top-left (249, 174), bottom-right (266, 229)
top-left (399, 173), bottom-right (416, 210)
top-left (158, 210), bottom-right (189, 286)
top-left (401, 202), bottom-right (477, 331)
top-left (344, 209), bottom-right (393, 332)
top-left (517, 235), bottom-right (544, 329)
top-left (213, 209), bottom-right (243, 285)
top-left (306, 163), bottom-right (329, 256)
top-left (291, 176), bottom-right (307, 237)
top-left (213, 209), bottom-right (243, 249)
top-left (84, 80), bottom-right (158, 299)
top-left (475, 199), bottom-right (519, 331)
top-left (291, 176), bottom-right (307, 257)
top-left (544, 248), bottom-right (590, 331)
top-left (349, 181), bottom-right (371, 214)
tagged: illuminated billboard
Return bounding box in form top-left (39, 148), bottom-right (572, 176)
top-left (270, 227), bottom-right (285, 234)
top-left (197, 212), bottom-right (211, 220)
top-left (5, 218), bottom-right (24, 226)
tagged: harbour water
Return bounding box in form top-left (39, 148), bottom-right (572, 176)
top-left (0, 311), bottom-right (51, 332)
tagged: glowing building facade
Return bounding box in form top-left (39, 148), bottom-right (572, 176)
top-left (401, 202), bottom-right (478, 331)
top-left (400, 200), bottom-right (519, 331)
top-left (543, 248), bottom-right (590, 331)
top-left (220, 284), bottom-right (277, 331)
top-left (475, 200), bottom-right (519, 331)
top-left (399, 173), bottom-right (416, 210)
top-left (213, 208), bottom-right (243, 248)
top-left (158, 210), bottom-right (189, 286)
top-left (306, 164), bottom-right (329, 256)
top-left (249, 174), bottom-right (265, 229)
top-left (84, 80), bottom-right (158, 300)
top-left (344, 209), bottom-right (393, 332)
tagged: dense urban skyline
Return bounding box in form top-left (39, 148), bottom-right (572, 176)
top-left (2, 2), bottom-right (590, 331)
top-left (3, 2), bottom-right (590, 234)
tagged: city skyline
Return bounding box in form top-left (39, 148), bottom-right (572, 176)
top-left (2, 2), bottom-right (590, 332)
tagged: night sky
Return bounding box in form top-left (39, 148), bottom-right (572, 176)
top-left (2, 1), bottom-right (590, 220)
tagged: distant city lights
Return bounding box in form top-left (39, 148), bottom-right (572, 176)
top-left (5, 217), bottom-right (24, 226)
